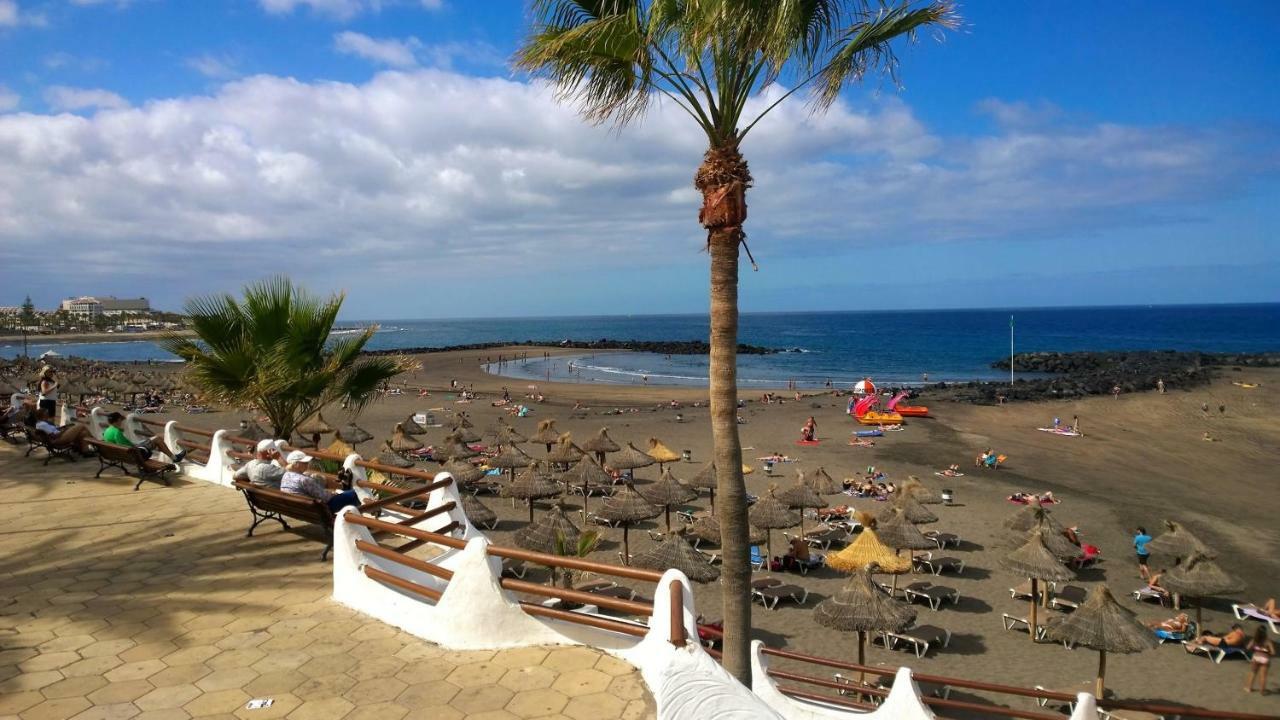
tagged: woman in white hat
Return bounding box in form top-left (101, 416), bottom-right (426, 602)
top-left (280, 450), bottom-right (360, 513)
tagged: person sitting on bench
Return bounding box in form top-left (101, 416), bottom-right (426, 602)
top-left (103, 412), bottom-right (186, 463)
top-left (233, 438), bottom-right (286, 489)
top-left (280, 450), bottom-right (360, 513)
top-left (31, 408), bottom-right (94, 455)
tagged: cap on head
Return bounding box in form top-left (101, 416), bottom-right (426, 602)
top-left (255, 439), bottom-right (276, 454)
top-left (286, 450), bottom-right (313, 465)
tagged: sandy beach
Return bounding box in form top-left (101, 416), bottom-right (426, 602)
top-left (104, 346), bottom-right (1280, 714)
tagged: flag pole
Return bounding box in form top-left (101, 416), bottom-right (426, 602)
top-left (1009, 314), bottom-right (1015, 387)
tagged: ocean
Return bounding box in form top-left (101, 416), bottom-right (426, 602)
top-left (3, 304), bottom-right (1277, 388)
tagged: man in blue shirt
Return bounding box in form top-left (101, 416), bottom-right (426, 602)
top-left (1134, 527), bottom-right (1153, 580)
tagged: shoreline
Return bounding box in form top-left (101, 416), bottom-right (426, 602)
top-left (0, 329), bottom-right (193, 347)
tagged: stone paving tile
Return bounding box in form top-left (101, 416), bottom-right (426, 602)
top-left (0, 446), bottom-right (656, 720)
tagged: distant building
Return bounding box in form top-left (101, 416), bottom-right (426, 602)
top-left (0, 306), bottom-right (20, 316)
top-left (60, 296), bottom-right (150, 320)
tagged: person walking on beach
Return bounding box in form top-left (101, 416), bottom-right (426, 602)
top-left (1156, 378), bottom-right (1165, 394)
top-left (1134, 527), bottom-right (1153, 580)
top-left (37, 366), bottom-right (58, 418)
top-left (1245, 625), bottom-right (1274, 694)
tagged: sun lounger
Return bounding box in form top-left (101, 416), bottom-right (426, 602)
top-left (585, 512), bottom-right (624, 528)
top-left (1233, 603), bottom-right (1280, 634)
top-left (1049, 584), bottom-right (1087, 611)
top-left (500, 558), bottom-right (527, 579)
top-left (914, 551), bottom-right (964, 575)
top-left (1010, 580), bottom-right (1046, 600)
top-left (885, 625), bottom-right (951, 657)
top-left (1184, 642), bottom-right (1251, 664)
top-left (1132, 586), bottom-right (1170, 606)
top-left (862, 672), bottom-right (951, 701)
top-left (751, 577), bottom-right (784, 590)
top-left (831, 673), bottom-right (887, 705)
top-left (1002, 614), bottom-right (1047, 639)
top-left (752, 583), bottom-right (809, 610)
top-left (923, 531), bottom-right (960, 549)
top-left (574, 579), bottom-right (617, 593)
top-left (749, 545), bottom-right (768, 571)
top-left (1153, 621), bottom-right (1197, 645)
top-left (903, 583), bottom-right (960, 611)
top-left (804, 528), bottom-right (849, 551)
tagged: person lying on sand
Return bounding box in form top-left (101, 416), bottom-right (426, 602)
top-left (1146, 613), bottom-right (1190, 632)
top-left (1187, 624), bottom-right (1248, 651)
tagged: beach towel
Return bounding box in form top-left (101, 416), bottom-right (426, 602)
top-left (934, 471), bottom-right (965, 478)
top-left (1037, 427), bottom-right (1082, 437)
top-left (795, 440), bottom-right (820, 446)
top-left (853, 429), bottom-right (883, 438)
top-left (1008, 496), bottom-right (1057, 506)
top-left (849, 440), bottom-right (875, 447)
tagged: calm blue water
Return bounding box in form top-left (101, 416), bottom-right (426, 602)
top-left (3, 304), bottom-right (1277, 388)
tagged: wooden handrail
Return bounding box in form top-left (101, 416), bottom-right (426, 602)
top-left (355, 540), bottom-right (453, 581)
top-left (397, 521), bottom-right (461, 553)
top-left (668, 581), bottom-right (686, 647)
top-left (768, 669), bottom-right (886, 697)
top-left (364, 565), bottom-right (442, 602)
top-left (500, 578), bottom-right (653, 617)
top-left (518, 603), bottom-right (648, 638)
top-left (387, 501), bottom-right (455, 524)
top-left (171, 423), bottom-right (214, 438)
top-left (359, 477), bottom-right (452, 512)
top-left (775, 687), bottom-right (874, 712)
top-left (136, 417), bottom-right (166, 429)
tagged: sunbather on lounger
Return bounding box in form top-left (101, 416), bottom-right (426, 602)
top-left (1146, 573), bottom-right (1170, 598)
top-left (1187, 624), bottom-right (1248, 651)
top-left (1262, 598), bottom-right (1280, 620)
top-left (1146, 613), bottom-right (1190, 632)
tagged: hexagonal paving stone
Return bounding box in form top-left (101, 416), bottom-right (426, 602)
top-left (242, 670), bottom-right (306, 697)
top-left (499, 666), bottom-right (558, 693)
top-left (146, 664), bottom-right (212, 689)
top-left (622, 697), bottom-right (657, 720)
top-left (395, 679), bottom-right (460, 708)
top-left (36, 634), bottom-right (96, 653)
top-left (448, 684), bottom-right (513, 715)
top-left (0, 669), bottom-right (63, 694)
top-left (344, 701), bottom-right (409, 720)
top-left (19, 696), bottom-right (93, 720)
top-left (159, 646), bottom-right (219, 668)
top-left (345, 655), bottom-right (406, 683)
top-left (283, 696), bottom-right (353, 720)
top-left (119, 642), bottom-right (178, 663)
top-left (551, 668), bottom-right (612, 697)
top-left (80, 638), bottom-right (137, 659)
top-left (344, 677), bottom-right (409, 705)
top-left (68, 702), bottom-right (142, 720)
top-left (105, 660), bottom-right (167, 683)
top-left (134, 683), bottom-right (203, 711)
top-left (593, 655), bottom-right (636, 677)
top-left (0, 690), bottom-right (44, 715)
top-left (445, 661), bottom-right (507, 689)
top-left (394, 660), bottom-right (454, 684)
top-left (540, 648), bottom-right (600, 673)
top-left (61, 655), bottom-right (124, 678)
top-left (196, 667), bottom-right (260, 693)
top-left (505, 688), bottom-right (569, 718)
top-left (88, 679), bottom-right (157, 705)
top-left (39, 673), bottom-right (109, 699)
top-left (19, 650), bottom-right (81, 672)
top-left (181, 687), bottom-right (250, 716)
top-left (563, 692), bottom-right (628, 720)
top-left (606, 674), bottom-right (648, 702)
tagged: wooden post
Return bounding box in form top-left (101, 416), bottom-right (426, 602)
top-left (1096, 649), bottom-right (1107, 699)
top-left (1030, 578), bottom-right (1038, 643)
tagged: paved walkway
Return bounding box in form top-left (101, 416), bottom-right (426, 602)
top-left (0, 444), bottom-right (656, 720)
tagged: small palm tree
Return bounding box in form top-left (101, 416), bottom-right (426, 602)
top-left (553, 529), bottom-right (602, 596)
top-left (162, 277), bottom-right (412, 437)
top-left (518, 0), bottom-right (957, 683)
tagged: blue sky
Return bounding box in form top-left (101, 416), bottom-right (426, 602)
top-left (1, 0), bottom-right (1277, 318)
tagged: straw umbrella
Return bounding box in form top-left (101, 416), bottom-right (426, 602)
top-left (875, 507), bottom-right (934, 554)
top-left (748, 486), bottom-right (801, 562)
top-left (1144, 520), bottom-right (1216, 565)
top-left (609, 442), bottom-right (656, 481)
top-left (879, 492), bottom-right (937, 526)
top-left (689, 462), bottom-right (719, 510)
top-left (545, 434), bottom-right (584, 467)
top-left (1043, 586), bottom-right (1157, 698)
top-left (804, 467), bottom-right (843, 496)
top-left (440, 431), bottom-right (478, 461)
top-left (336, 423), bottom-right (373, 446)
top-left (237, 420), bottom-right (270, 442)
top-left (826, 519), bottom-right (913, 575)
top-left (1004, 513), bottom-right (1083, 563)
top-left (492, 417), bottom-right (527, 446)
top-left (515, 501), bottom-right (581, 554)
top-left (488, 443), bottom-right (534, 481)
top-left (560, 455), bottom-right (612, 516)
top-left (442, 459), bottom-right (485, 486)
top-left (596, 483), bottom-right (660, 564)
top-left (1161, 553), bottom-right (1244, 627)
top-left (374, 442), bottom-right (415, 469)
top-left (646, 437), bottom-right (681, 471)
top-left (580, 427), bottom-right (620, 464)
top-left (778, 471), bottom-right (827, 536)
top-left (813, 565), bottom-right (917, 682)
top-left (401, 415), bottom-right (428, 436)
top-left (456, 414), bottom-right (475, 430)
top-left (685, 514), bottom-right (766, 548)
top-left (632, 531), bottom-right (720, 583)
top-left (503, 463), bottom-right (562, 522)
top-left (638, 467), bottom-right (697, 532)
top-left (531, 419), bottom-right (560, 452)
top-left (1004, 502), bottom-right (1066, 535)
top-left (451, 423), bottom-right (482, 444)
top-left (389, 423), bottom-right (423, 453)
top-left (297, 413), bottom-right (333, 449)
top-left (1000, 529), bottom-right (1076, 643)
top-left (461, 494), bottom-right (498, 530)
top-left (901, 476), bottom-right (942, 505)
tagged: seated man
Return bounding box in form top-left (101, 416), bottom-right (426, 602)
top-left (233, 438), bottom-right (286, 489)
top-left (102, 411), bottom-right (186, 463)
top-left (30, 408), bottom-right (94, 454)
top-left (280, 450), bottom-right (360, 514)
top-left (1187, 624), bottom-right (1248, 650)
top-left (785, 536), bottom-right (824, 568)
top-left (1146, 613), bottom-right (1190, 632)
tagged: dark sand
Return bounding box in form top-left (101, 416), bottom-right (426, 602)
top-left (148, 347), bottom-right (1280, 715)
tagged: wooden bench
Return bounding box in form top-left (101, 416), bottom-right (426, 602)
top-left (24, 427), bottom-right (78, 465)
top-left (87, 439), bottom-right (174, 490)
top-left (233, 480), bottom-right (335, 560)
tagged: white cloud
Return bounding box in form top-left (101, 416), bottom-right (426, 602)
top-left (0, 0), bottom-right (17, 25)
top-left (186, 54), bottom-right (239, 80)
top-left (42, 85), bottom-right (129, 111)
top-left (334, 31), bottom-right (420, 68)
top-left (0, 86), bottom-right (18, 112)
top-left (259, 0), bottom-right (370, 20)
top-left (420, 0), bottom-right (444, 9)
top-left (0, 69), bottom-right (1270, 306)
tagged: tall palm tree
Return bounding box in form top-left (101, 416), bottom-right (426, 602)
top-left (517, 0), bottom-right (956, 683)
top-left (162, 277), bottom-right (412, 437)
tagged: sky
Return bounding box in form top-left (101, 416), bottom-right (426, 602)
top-left (1, 0), bottom-right (1278, 319)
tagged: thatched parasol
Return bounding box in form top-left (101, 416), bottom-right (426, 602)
top-left (1004, 502), bottom-right (1066, 535)
top-left (290, 433), bottom-right (317, 449)
top-left (545, 434), bottom-right (584, 466)
top-left (826, 527), bottom-right (912, 575)
top-left (491, 417), bottom-right (527, 445)
top-left (326, 439), bottom-right (355, 457)
top-left (596, 483), bottom-right (660, 564)
top-left (442, 459), bottom-right (485, 485)
top-left (1144, 520), bottom-right (1216, 565)
top-left (778, 471), bottom-right (827, 535)
top-left (748, 485), bottom-right (801, 561)
top-left (875, 507), bottom-right (935, 552)
top-left (685, 514), bottom-right (766, 547)
top-left (580, 427), bottom-right (620, 463)
top-left (637, 467), bottom-right (697, 532)
top-left (514, 501), bottom-right (580, 554)
top-left (688, 462), bottom-right (719, 510)
top-left (456, 414), bottom-right (475, 429)
top-left (531, 419), bottom-right (560, 451)
top-left (1003, 513), bottom-right (1082, 563)
top-left (646, 437), bottom-right (681, 471)
top-left (609, 442), bottom-right (656, 475)
top-left (461, 494), bottom-right (497, 530)
top-left (401, 415), bottom-right (428, 436)
top-left (901, 476), bottom-right (943, 505)
top-left (805, 467), bottom-right (843, 496)
top-left (389, 424), bottom-right (424, 452)
top-left (1043, 586), bottom-right (1157, 698)
top-left (336, 423), bottom-right (373, 445)
top-left (1001, 529), bottom-right (1076, 643)
top-left (374, 442), bottom-right (415, 469)
top-left (503, 463), bottom-right (562, 522)
top-left (1160, 553), bottom-right (1244, 627)
top-left (297, 413), bottom-right (333, 447)
top-left (488, 443), bottom-right (534, 481)
top-left (632, 531), bottom-right (720, 583)
top-left (878, 492), bottom-right (938, 525)
top-left (451, 423), bottom-right (481, 444)
top-left (440, 431), bottom-right (478, 461)
top-left (237, 420), bottom-right (270, 442)
top-left (560, 455), bottom-right (613, 516)
top-left (813, 565), bottom-right (917, 681)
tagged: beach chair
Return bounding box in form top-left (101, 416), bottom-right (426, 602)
top-left (914, 551), bottom-right (965, 576)
top-left (751, 577), bottom-right (784, 591)
top-left (902, 582), bottom-right (960, 611)
top-left (1233, 603), bottom-right (1280, 634)
top-left (500, 559), bottom-right (528, 579)
top-left (1184, 642), bottom-right (1251, 664)
top-left (1132, 586), bottom-right (1170, 606)
top-left (865, 672), bottom-right (951, 701)
top-left (752, 583), bottom-right (809, 610)
top-left (749, 545), bottom-right (768, 571)
top-left (1002, 614), bottom-right (1047, 640)
top-left (831, 674), bottom-right (887, 705)
top-left (1049, 584), bottom-right (1087, 611)
top-left (923, 530), bottom-right (960, 549)
top-left (885, 625), bottom-right (951, 657)
top-left (1070, 544), bottom-right (1101, 569)
top-left (1154, 621), bottom-right (1196, 645)
top-left (1010, 580), bottom-right (1044, 601)
top-left (804, 528), bottom-right (848, 551)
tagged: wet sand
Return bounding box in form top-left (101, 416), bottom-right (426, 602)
top-left (153, 347), bottom-right (1280, 715)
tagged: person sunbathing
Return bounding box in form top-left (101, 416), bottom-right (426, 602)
top-left (1146, 572), bottom-right (1170, 597)
top-left (1187, 624), bottom-right (1247, 650)
top-left (975, 449), bottom-right (992, 467)
top-left (941, 464), bottom-right (962, 476)
top-left (1146, 613), bottom-right (1190, 632)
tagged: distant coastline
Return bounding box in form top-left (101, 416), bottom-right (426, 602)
top-left (0, 329), bottom-right (193, 347)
